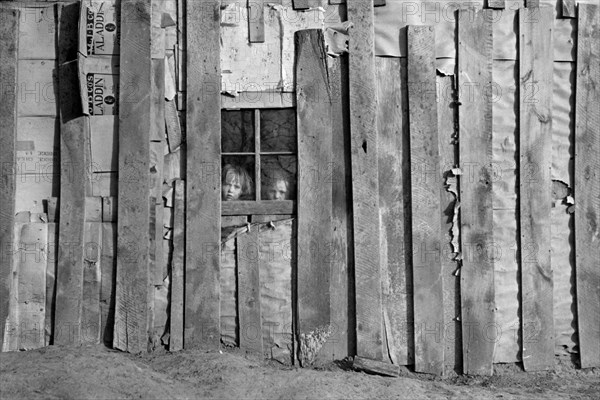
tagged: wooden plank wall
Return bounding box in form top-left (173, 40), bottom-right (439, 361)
top-left (295, 29), bottom-right (333, 366)
top-left (0, 7), bottom-right (19, 350)
top-left (114, 0), bottom-right (152, 353)
top-left (518, 5), bottom-right (555, 372)
top-left (575, 3), bottom-right (600, 369)
top-left (185, 0), bottom-right (221, 350)
top-left (457, 9), bottom-right (495, 376)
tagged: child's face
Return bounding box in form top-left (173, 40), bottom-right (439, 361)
top-left (266, 179), bottom-right (288, 200)
top-left (222, 172), bottom-right (242, 201)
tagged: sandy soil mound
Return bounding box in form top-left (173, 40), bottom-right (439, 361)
top-left (1, 344), bottom-right (598, 399)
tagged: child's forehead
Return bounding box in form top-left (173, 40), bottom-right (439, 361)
top-left (224, 170), bottom-right (241, 182)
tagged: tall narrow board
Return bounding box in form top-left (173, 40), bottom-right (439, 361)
top-left (237, 228), bottom-right (263, 355)
top-left (457, 9), bottom-right (495, 376)
top-left (248, 0), bottom-right (265, 43)
top-left (375, 57), bottom-right (409, 365)
top-left (0, 7), bottom-right (19, 350)
top-left (170, 180), bottom-right (184, 351)
top-left (185, 0), bottom-right (221, 350)
top-left (16, 223), bottom-right (47, 350)
top-left (575, 3), bottom-right (600, 369)
top-left (45, 223), bottom-right (58, 345)
top-left (114, 0), bottom-right (152, 353)
top-left (81, 222), bottom-right (102, 344)
top-left (406, 25), bottom-right (444, 375)
top-left (55, 60), bottom-right (88, 346)
top-left (518, 6), bottom-right (554, 371)
top-left (316, 55), bottom-right (352, 361)
top-left (347, 0), bottom-right (383, 361)
top-left (295, 29), bottom-right (332, 358)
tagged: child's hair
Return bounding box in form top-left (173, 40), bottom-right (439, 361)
top-left (222, 164), bottom-right (253, 199)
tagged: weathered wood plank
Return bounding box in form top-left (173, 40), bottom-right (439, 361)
top-left (82, 222), bottom-right (102, 344)
top-left (16, 223), bottom-right (47, 350)
top-left (221, 92), bottom-right (295, 109)
top-left (562, 0), bottom-right (575, 18)
top-left (458, 9), bottom-right (495, 376)
top-left (407, 25), bottom-right (445, 375)
top-left (375, 57), bottom-right (409, 365)
top-left (575, 3), bottom-right (600, 369)
top-left (295, 29), bottom-right (333, 366)
top-left (347, 0), bottom-right (383, 361)
top-left (55, 60), bottom-right (88, 346)
top-left (488, 0), bottom-right (505, 9)
top-left (170, 179), bottom-right (184, 351)
top-left (100, 223), bottom-right (116, 346)
top-left (248, 0), bottom-right (265, 43)
top-left (237, 227), bottom-right (263, 355)
top-left (0, 7), bottom-right (19, 351)
top-left (222, 200), bottom-right (294, 215)
top-left (114, 0), bottom-right (152, 353)
top-left (353, 355), bottom-right (400, 377)
top-left (518, 5), bottom-right (554, 372)
top-left (185, 0), bottom-right (221, 351)
top-left (165, 100), bottom-right (182, 151)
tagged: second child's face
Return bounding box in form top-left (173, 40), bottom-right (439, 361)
top-left (266, 179), bottom-right (288, 200)
top-left (222, 173), bottom-right (242, 201)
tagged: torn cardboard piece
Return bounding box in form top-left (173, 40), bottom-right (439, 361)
top-left (79, 0), bottom-right (120, 56)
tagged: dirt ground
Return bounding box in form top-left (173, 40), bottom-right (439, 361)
top-left (1, 344), bottom-right (598, 400)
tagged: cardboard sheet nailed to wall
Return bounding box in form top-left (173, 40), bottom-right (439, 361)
top-left (80, 0), bottom-right (120, 56)
top-left (78, 57), bottom-right (119, 116)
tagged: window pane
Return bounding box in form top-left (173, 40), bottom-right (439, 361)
top-left (221, 110), bottom-right (254, 153)
top-left (222, 155), bottom-right (255, 201)
top-left (260, 109), bottom-right (296, 153)
top-left (261, 155), bottom-right (296, 201)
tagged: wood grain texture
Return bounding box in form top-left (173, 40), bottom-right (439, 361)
top-left (0, 7), bottom-right (19, 351)
top-left (185, 0), bottom-right (221, 351)
top-left (375, 57), bottom-right (409, 365)
top-left (165, 100), bottom-right (182, 151)
top-left (347, 0), bottom-right (383, 361)
top-left (295, 29), bottom-right (333, 345)
top-left (222, 200), bottom-right (294, 215)
top-left (81, 222), bottom-right (102, 344)
top-left (100, 223), bottom-right (116, 346)
top-left (561, 0), bottom-right (575, 18)
top-left (55, 60), bottom-right (88, 346)
top-left (114, 0), bottom-right (152, 353)
top-left (316, 55), bottom-right (352, 361)
top-left (407, 25), bottom-right (445, 375)
top-left (237, 228), bottom-right (263, 354)
top-left (518, 6), bottom-right (554, 372)
top-left (458, 9), bottom-right (495, 376)
top-left (170, 180), bottom-right (184, 351)
top-left (575, 3), bottom-right (600, 369)
top-left (248, 0), bottom-right (265, 43)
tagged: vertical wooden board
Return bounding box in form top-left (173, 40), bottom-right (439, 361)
top-left (45, 223), bottom-right (58, 345)
top-left (55, 61), bottom-right (88, 346)
top-left (170, 180), bottom-right (184, 351)
top-left (437, 74), bottom-right (461, 374)
top-left (151, 0), bottom-right (166, 59)
top-left (519, 6), bottom-right (554, 371)
top-left (249, 0), bottom-right (265, 43)
top-left (347, 0), bottom-right (383, 361)
top-left (81, 222), bottom-right (102, 344)
top-left (16, 223), bottom-right (47, 350)
top-left (458, 9), bottom-right (495, 376)
top-left (575, 3), bottom-right (600, 369)
top-left (0, 7), bottom-right (19, 351)
top-left (185, 0), bottom-right (221, 350)
top-left (237, 228), bottom-right (263, 355)
top-left (407, 25), bottom-right (445, 375)
top-left (220, 236), bottom-right (238, 347)
top-left (295, 29), bottom-right (332, 363)
top-left (115, 0), bottom-right (152, 353)
top-left (375, 57), bottom-right (409, 365)
top-left (315, 55), bottom-right (351, 361)
top-left (100, 223), bottom-right (116, 346)
top-left (151, 59), bottom-right (166, 142)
